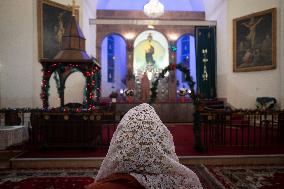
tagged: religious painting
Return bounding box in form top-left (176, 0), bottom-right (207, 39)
top-left (37, 0), bottom-right (78, 59)
top-left (233, 8), bottom-right (276, 72)
top-left (134, 33), bottom-right (167, 81)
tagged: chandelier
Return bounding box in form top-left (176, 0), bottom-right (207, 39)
top-left (143, 0), bottom-right (165, 18)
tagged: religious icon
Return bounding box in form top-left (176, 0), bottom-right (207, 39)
top-left (241, 17), bottom-right (263, 49)
top-left (145, 33), bottom-right (156, 66)
top-left (233, 8), bottom-right (276, 72)
top-left (37, 0), bottom-right (79, 59)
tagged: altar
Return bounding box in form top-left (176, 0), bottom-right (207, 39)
top-left (115, 102), bottom-right (194, 123)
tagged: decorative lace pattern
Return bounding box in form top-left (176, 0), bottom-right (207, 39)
top-left (95, 103), bottom-right (203, 189)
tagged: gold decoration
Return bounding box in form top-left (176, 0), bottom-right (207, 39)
top-left (96, 115), bottom-right (101, 121)
top-left (64, 115), bottom-right (69, 120)
top-left (44, 115), bottom-right (50, 120)
top-left (83, 115), bottom-right (88, 120)
top-left (90, 114), bottom-right (95, 121)
top-left (201, 49), bottom-right (208, 81)
top-left (70, 0), bottom-right (79, 16)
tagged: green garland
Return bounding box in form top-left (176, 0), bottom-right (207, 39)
top-left (149, 63), bottom-right (204, 152)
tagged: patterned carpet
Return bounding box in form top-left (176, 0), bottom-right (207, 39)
top-left (0, 168), bottom-right (97, 189)
top-left (0, 165), bottom-right (283, 189)
top-left (205, 165), bottom-right (284, 189)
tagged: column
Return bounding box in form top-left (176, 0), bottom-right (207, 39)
top-left (168, 40), bottom-right (177, 101)
top-left (126, 39), bottom-right (135, 89)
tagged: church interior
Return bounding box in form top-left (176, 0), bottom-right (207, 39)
top-left (0, 0), bottom-right (284, 188)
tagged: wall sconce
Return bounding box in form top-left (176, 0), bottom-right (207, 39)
top-left (168, 33), bottom-right (179, 41)
top-left (124, 33), bottom-right (135, 40)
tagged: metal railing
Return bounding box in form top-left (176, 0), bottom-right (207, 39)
top-left (201, 110), bottom-right (284, 151)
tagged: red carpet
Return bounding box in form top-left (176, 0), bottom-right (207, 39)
top-left (0, 177), bottom-right (94, 189)
top-left (0, 166), bottom-right (214, 189)
top-left (18, 124), bottom-right (284, 158)
top-left (0, 168), bottom-right (97, 189)
top-left (1, 165), bottom-right (283, 189)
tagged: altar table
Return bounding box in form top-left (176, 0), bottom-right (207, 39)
top-left (0, 126), bottom-right (29, 150)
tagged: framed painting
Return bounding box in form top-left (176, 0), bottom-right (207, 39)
top-left (233, 8), bottom-right (276, 72)
top-left (37, 0), bottom-right (79, 60)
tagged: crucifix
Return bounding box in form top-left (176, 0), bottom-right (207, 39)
top-left (70, 0), bottom-right (79, 16)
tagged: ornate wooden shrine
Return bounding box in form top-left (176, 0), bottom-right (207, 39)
top-left (40, 15), bottom-right (100, 110)
top-left (37, 7), bottom-right (102, 148)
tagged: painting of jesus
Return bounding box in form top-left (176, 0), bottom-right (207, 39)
top-left (233, 8), bottom-right (276, 72)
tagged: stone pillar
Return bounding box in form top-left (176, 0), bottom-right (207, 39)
top-left (126, 39), bottom-right (135, 89)
top-left (168, 40), bottom-right (177, 101)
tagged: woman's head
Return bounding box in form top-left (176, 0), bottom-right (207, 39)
top-left (108, 103), bottom-right (178, 173)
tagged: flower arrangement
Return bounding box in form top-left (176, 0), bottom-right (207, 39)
top-left (178, 88), bottom-right (187, 96)
top-left (125, 89), bottom-right (134, 96)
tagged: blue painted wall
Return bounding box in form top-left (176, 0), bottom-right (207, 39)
top-left (176, 35), bottom-right (196, 91)
top-left (97, 0), bottom-right (204, 11)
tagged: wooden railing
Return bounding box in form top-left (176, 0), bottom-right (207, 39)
top-left (201, 110), bottom-right (284, 151)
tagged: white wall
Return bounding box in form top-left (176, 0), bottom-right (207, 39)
top-left (204, 0), bottom-right (229, 102)
top-left (226, 0), bottom-right (282, 108)
top-left (280, 0), bottom-right (284, 108)
top-left (0, 0), bottom-right (34, 108)
top-left (79, 0), bottom-right (97, 57)
top-left (204, 0), bottom-right (283, 109)
top-left (0, 0), bottom-right (97, 108)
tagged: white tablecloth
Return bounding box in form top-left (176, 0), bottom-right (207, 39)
top-left (0, 126), bottom-right (29, 150)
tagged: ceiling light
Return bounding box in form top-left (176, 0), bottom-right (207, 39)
top-left (143, 0), bottom-right (165, 18)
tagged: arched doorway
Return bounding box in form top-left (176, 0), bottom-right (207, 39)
top-left (100, 34), bottom-right (127, 98)
top-left (64, 71), bottom-right (85, 104)
top-left (176, 34), bottom-right (197, 97)
top-left (49, 72), bottom-right (60, 108)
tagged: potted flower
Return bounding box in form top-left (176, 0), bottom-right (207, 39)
top-left (178, 88), bottom-right (187, 102)
top-left (125, 89), bottom-right (134, 103)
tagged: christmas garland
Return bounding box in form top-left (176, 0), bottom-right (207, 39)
top-left (41, 63), bottom-right (100, 110)
top-left (149, 63), bottom-right (204, 152)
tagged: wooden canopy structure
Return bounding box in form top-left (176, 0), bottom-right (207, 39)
top-left (40, 16), bottom-right (100, 110)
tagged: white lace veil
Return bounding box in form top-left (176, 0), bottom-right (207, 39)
top-left (95, 103), bottom-right (203, 189)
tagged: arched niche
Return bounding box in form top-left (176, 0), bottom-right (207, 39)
top-left (133, 30), bottom-right (169, 80)
top-left (176, 34), bottom-right (197, 93)
top-left (133, 30), bottom-right (170, 101)
top-left (100, 34), bottom-right (127, 97)
top-left (64, 71), bottom-right (85, 104)
top-left (49, 72), bottom-right (60, 108)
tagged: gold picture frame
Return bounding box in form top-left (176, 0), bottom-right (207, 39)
top-left (37, 0), bottom-right (79, 60)
top-left (233, 8), bottom-right (276, 72)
